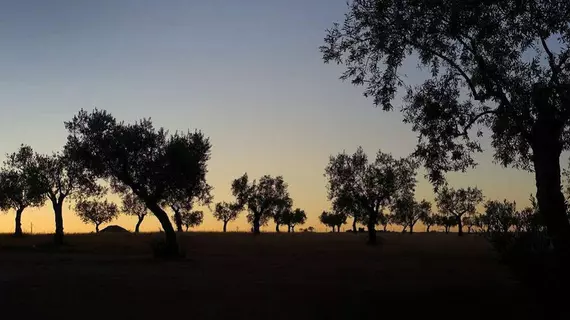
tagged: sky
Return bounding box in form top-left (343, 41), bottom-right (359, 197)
top-left (0, 0), bottom-right (541, 234)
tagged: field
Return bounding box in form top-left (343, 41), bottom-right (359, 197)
top-left (0, 232), bottom-right (542, 319)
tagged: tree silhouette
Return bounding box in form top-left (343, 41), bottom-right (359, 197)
top-left (435, 215), bottom-right (456, 234)
top-left (121, 192), bottom-right (149, 233)
top-left (484, 200), bottom-right (517, 234)
top-left (65, 109), bottom-right (211, 257)
top-left (281, 208), bottom-right (307, 232)
top-left (0, 146), bottom-right (45, 236)
top-left (462, 216), bottom-right (476, 234)
top-left (378, 211), bottom-right (391, 232)
top-left (272, 197), bottom-right (293, 232)
top-left (325, 147), bottom-right (417, 244)
top-left (165, 172), bottom-right (212, 232)
top-left (436, 186), bottom-right (483, 236)
top-left (332, 193), bottom-right (364, 233)
top-left (36, 152), bottom-right (99, 245)
top-left (213, 201), bottom-right (242, 232)
top-left (321, 0), bottom-right (570, 256)
top-left (421, 212), bottom-right (436, 232)
top-left (180, 210), bottom-right (203, 231)
top-left (393, 194), bottom-right (431, 234)
top-left (75, 199), bottom-right (119, 233)
top-left (231, 173), bottom-right (290, 234)
top-left (319, 210), bottom-right (347, 232)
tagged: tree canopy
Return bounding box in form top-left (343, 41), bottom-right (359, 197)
top-left (179, 210), bottom-right (204, 231)
top-left (393, 195), bottom-right (431, 234)
top-left (281, 208), bottom-right (307, 232)
top-left (75, 199), bottom-right (119, 233)
top-left (436, 186), bottom-right (483, 235)
top-left (319, 210), bottom-right (347, 232)
top-left (65, 109), bottom-right (211, 256)
top-left (0, 145), bottom-right (46, 236)
top-left (231, 173), bottom-right (291, 234)
top-left (213, 201), bottom-right (242, 232)
top-left (325, 147), bottom-right (417, 244)
top-left (321, 0), bottom-right (570, 254)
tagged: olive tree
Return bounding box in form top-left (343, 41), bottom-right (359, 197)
top-left (75, 199), bottom-right (119, 233)
top-left (484, 200), bottom-right (517, 234)
top-left (321, 0), bottom-right (570, 255)
top-left (213, 201), bottom-right (242, 232)
top-left (0, 146), bottom-right (45, 236)
top-left (272, 197), bottom-right (293, 232)
top-left (231, 173), bottom-right (290, 234)
top-left (393, 195), bottom-right (431, 234)
top-left (319, 210), bottom-right (347, 232)
top-left (65, 109), bottom-right (211, 256)
top-left (325, 147), bottom-right (417, 244)
top-left (121, 192), bottom-right (149, 233)
top-left (282, 208), bottom-right (307, 232)
top-left (436, 186), bottom-right (484, 236)
top-left (180, 210), bottom-right (203, 231)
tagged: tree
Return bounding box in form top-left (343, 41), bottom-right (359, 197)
top-left (435, 215), bottom-right (457, 234)
top-left (179, 210), bottom-right (203, 231)
top-left (319, 210), bottom-right (347, 232)
top-left (231, 173), bottom-right (290, 234)
top-left (65, 109), bottom-right (211, 257)
top-left (436, 186), bottom-right (483, 236)
top-left (378, 211), bottom-right (391, 232)
top-left (165, 173), bottom-right (212, 233)
top-left (121, 192), bottom-right (149, 233)
top-left (75, 199), bottom-right (119, 232)
top-left (422, 212), bottom-right (436, 232)
top-left (213, 201), bottom-right (242, 232)
top-left (282, 208), bottom-right (307, 232)
top-left (462, 216), bottom-right (476, 234)
top-left (322, 0), bottom-right (570, 257)
top-left (272, 197), bottom-right (293, 232)
top-left (333, 193), bottom-right (365, 233)
top-left (392, 194), bottom-right (431, 234)
top-left (36, 152), bottom-right (99, 245)
top-left (325, 147), bottom-right (417, 245)
top-left (484, 200), bottom-right (517, 234)
top-left (0, 146), bottom-right (46, 236)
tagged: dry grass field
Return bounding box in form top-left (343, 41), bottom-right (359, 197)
top-left (0, 232), bottom-right (542, 319)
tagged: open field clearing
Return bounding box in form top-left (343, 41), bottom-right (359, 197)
top-left (0, 233), bottom-right (541, 319)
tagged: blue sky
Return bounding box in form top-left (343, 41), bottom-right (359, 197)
top-left (0, 0), bottom-right (538, 233)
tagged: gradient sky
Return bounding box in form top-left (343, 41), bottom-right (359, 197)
top-left (0, 0), bottom-right (540, 234)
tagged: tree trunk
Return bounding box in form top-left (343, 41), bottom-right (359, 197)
top-left (532, 116), bottom-right (570, 260)
top-left (223, 220), bottom-right (228, 232)
top-left (14, 208), bottom-right (24, 237)
top-left (445, 226), bottom-right (449, 234)
top-left (427, 225), bottom-right (431, 232)
top-left (456, 216), bottom-right (463, 236)
top-left (383, 224), bottom-right (387, 232)
top-left (53, 201), bottom-right (64, 245)
top-left (95, 224), bottom-right (100, 233)
top-left (135, 216), bottom-right (144, 233)
top-left (352, 216), bottom-right (357, 233)
top-left (253, 214), bottom-right (261, 235)
top-left (367, 211), bottom-right (377, 245)
top-left (337, 225), bottom-right (341, 232)
top-left (173, 210), bottom-right (183, 232)
top-left (275, 223), bottom-right (280, 233)
top-left (409, 224), bottom-right (414, 234)
top-left (292, 226), bottom-right (295, 232)
top-left (288, 224), bottom-right (292, 233)
top-left (147, 202), bottom-right (179, 257)
top-left (401, 226), bottom-right (407, 233)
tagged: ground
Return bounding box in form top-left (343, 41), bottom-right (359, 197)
top-left (0, 232), bottom-right (544, 319)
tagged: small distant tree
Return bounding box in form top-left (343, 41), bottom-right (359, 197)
top-left (65, 109), bottom-right (211, 256)
top-left (434, 214), bottom-right (456, 234)
top-left (0, 145), bottom-right (46, 236)
top-left (121, 192), bottom-right (148, 233)
top-left (484, 200), bottom-right (517, 234)
top-left (231, 173), bottom-right (291, 234)
top-left (333, 194), bottom-right (364, 233)
top-left (272, 197), bottom-right (293, 232)
top-left (422, 213), bottom-right (436, 232)
top-left (213, 202), bottom-right (242, 232)
top-left (393, 194), bottom-right (431, 234)
top-left (75, 199), bottom-right (119, 233)
top-left (320, 211), bottom-right (347, 232)
top-left (282, 208), bottom-right (307, 232)
top-left (436, 186), bottom-right (483, 236)
top-left (325, 147), bottom-right (417, 245)
top-left (462, 216), bottom-right (476, 234)
top-left (180, 210), bottom-right (204, 231)
top-left (378, 211), bottom-right (391, 232)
